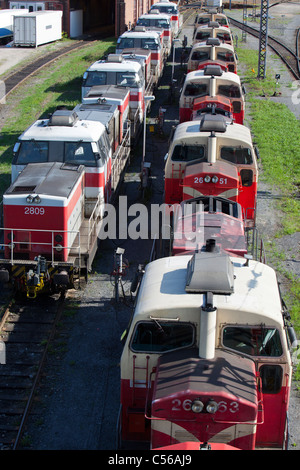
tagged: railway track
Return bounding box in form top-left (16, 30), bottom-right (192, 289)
top-left (1, 35), bottom-right (104, 100)
top-left (0, 292), bottom-right (66, 449)
top-left (228, 16), bottom-right (300, 80)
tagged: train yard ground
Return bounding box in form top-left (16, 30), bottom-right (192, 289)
top-left (0, 1), bottom-right (299, 453)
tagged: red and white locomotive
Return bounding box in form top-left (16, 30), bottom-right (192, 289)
top-left (118, 248), bottom-right (294, 450)
top-left (149, 0), bottom-right (182, 37)
top-left (193, 22), bottom-right (233, 45)
top-left (3, 103), bottom-right (131, 297)
top-left (164, 114), bottom-right (258, 226)
top-left (187, 39), bottom-right (237, 74)
top-left (81, 54), bottom-right (146, 124)
top-left (179, 65), bottom-right (245, 124)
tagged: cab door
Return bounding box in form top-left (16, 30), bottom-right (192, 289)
top-left (256, 364), bottom-right (290, 448)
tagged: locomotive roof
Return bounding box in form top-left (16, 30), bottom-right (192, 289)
top-left (4, 162), bottom-right (84, 201)
top-left (191, 41), bottom-right (234, 52)
top-left (84, 84), bottom-right (130, 99)
top-left (171, 120), bottom-right (253, 147)
top-left (184, 69), bottom-right (241, 85)
top-left (87, 59), bottom-right (142, 72)
top-left (138, 12), bottom-right (171, 20)
top-left (118, 30), bottom-right (161, 39)
top-left (133, 254), bottom-right (284, 329)
top-left (18, 116), bottom-right (106, 142)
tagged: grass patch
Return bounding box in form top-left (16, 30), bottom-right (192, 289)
top-left (235, 41), bottom-right (300, 339)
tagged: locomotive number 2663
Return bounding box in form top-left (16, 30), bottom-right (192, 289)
top-left (24, 207), bottom-right (45, 215)
top-left (172, 398), bottom-right (239, 413)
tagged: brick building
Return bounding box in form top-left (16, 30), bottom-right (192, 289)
top-left (0, 0), bottom-right (157, 38)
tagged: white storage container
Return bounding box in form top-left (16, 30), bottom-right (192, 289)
top-left (13, 10), bottom-right (62, 47)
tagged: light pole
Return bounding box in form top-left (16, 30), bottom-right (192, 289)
top-left (172, 38), bottom-right (181, 82)
top-left (142, 95), bottom-right (155, 171)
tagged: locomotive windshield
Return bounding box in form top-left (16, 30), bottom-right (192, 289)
top-left (223, 326), bottom-right (283, 357)
top-left (131, 321), bottom-right (195, 353)
top-left (14, 135), bottom-right (110, 167)
top-left (137, 18), bottom-right (170, 29)
top-left (184, 83), bottom-right (208, 97)
top-left (84, 70), bottom-right (143, 88)
top-left (190, 51), bottom-right (210, 62)
top-left (171, 144), bottom-right (206, 162)
top-left (151, 5), bottom-right (177, 14)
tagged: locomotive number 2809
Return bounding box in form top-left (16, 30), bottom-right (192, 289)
top-left (24, 207), bottom-right (45, 215)
top-left (171, 398), bottom-right (239, 413)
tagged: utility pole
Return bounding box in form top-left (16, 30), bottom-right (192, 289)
top-left (242, 0), bottom-right (247, 42)
top-left (257, 0), bottom-right (270, 78)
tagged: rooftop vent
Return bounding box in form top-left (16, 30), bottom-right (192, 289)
top-left (208, 21), bottom-right (220, 28)
top-left (151, 9), bottom-right (160, 14)
top-left (199, 114), bottom-right (227, 133)
top-left (204, 64), bottom-right (223, 76)
top-left (206, 38), bottom-right (220, 46)
top-left (134, 26), bottom-right (146, 32)
top-left (107, 54), bottom-right (124, 63)
top-left (49, 110), bottom-right (78, 127)
top-left (185, 249), bottom-right (234, 294)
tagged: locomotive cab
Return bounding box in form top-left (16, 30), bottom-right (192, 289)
top-left (187, 39), bottom-right (237, 74)
top-left (164, 115), bottom-right (257, 225)
top-left (119, 250), bottom-right (293, 450)
top-left (179, 66), bottom-right (244, 124)
top-left (193, 23), bottom-right (233, 45)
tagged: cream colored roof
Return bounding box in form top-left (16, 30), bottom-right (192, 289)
top-left (134, 255), bottom-right (284, 329)
top-left (171, 120), bottom-right (253, 148)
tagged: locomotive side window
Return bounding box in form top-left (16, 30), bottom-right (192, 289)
top-left (222, 326), bottom-right (283, 357)
top-left (220, 147), bottom-right (253, 164)
top-left (171, 144), bottom-right (206, 162)
top-left (217, 85), bottom-right (241, 98)
top-left (184, 83), bottom-right (208, 97)
top-left (16, 141), bottom-right (48, 164)
top-left (131, 321), bottom-right (195, 353)
top-left (259, 365), bottom-right (283, 394)
top-left (190, 51), bottom-right (210, 62)
top-left (84, 71), bottom-right (107, 87)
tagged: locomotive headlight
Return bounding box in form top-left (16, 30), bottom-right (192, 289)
top-left (55, 244), bottom-right (63, 252)
top-left (191, 400), bottom-right (204, 413)
top-left (211, 176), bottom-right (218, 183)
top-left (34, 195), bottom-right (41, 204)
top-left (204, 175), bottom-right (211, 183)
top-left (206, 400), bottom-right (218, 414)
top-left (26, 195), bottom-right (34, 203)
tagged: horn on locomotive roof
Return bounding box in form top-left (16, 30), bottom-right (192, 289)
top-left (206, 38), bottom-right (221, 46)
top-left (199, 114), bottom-right (227, 133)
top-left (203, 64), bottom-right (223, 76)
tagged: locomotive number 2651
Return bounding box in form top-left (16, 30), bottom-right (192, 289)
top-left (24, 207), bottom-right (45, 215)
